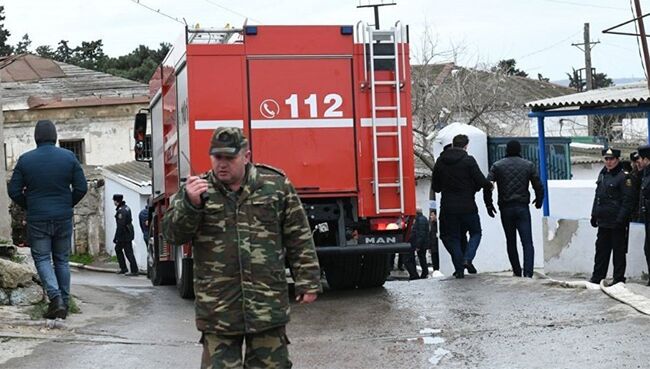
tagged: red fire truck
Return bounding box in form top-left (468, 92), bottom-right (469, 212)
top-left (134, 22), bottom-right (416, 297)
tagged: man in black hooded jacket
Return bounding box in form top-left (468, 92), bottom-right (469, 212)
top-left (431, 134), bottom-right (493, 278)
top-left (8, 120), bottom-right (87, 319)
top-left (486, 140), bottom-right (543, 278)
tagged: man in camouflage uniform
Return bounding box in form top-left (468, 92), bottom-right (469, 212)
top-left (162, 127), bottom-right (322, 369)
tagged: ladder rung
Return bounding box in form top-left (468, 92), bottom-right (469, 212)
top-left (375, 106), bottom-right (397, 111)
top-left (374, 81), bottom-right (398, 86)
top-left (378, 208), bottom-right (401, 213)
top-left (377, 157), bottom-right (399, 162)
top-left (373, 55), bottom-right (395, 60)
top-left (378, 183), bottom-right (400, 188)
top-left (370, 32), bottom-right (394, 41)
top-left (376, 132), bottom-right (398, 137)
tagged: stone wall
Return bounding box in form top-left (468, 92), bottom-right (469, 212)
top-left (73, 165), bottom-right (105, 255)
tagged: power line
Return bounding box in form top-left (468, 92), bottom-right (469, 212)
top-left (129, 0), bottom-right (185, 25)
top-left (538, 0), bottom-right (627, 11)
top-left (201, 0), bottom-right (263, 24)
top-left (518, 31), bottom-right (581, 59)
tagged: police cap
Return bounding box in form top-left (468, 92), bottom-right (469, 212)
top-left (601, 147), bottom-right (621, 158)
top-left (631, 151), bottom-right (640, 162)
top-left (638, 144), bottom-right (650, 159)
top-left (112, 194), bottom-right (123, 202)
top-left (209, 127), bottom-right (248, 157)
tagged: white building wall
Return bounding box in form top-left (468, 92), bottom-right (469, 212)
top-left (4, 117), bottom-right (136, 169)
top-left (103, 176), bottom-right (150, 269)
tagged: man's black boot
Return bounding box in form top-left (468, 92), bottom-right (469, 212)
top-left (44, 296), bottom-right (67, 320)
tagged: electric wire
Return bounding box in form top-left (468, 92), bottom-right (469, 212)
top-left (629, 0), bottom-right (648, 80)
top-left (539, 0), bottom-right (626, 11)
top-left (518, 31), bottom-right (581, 59)
top-left (201, 0), bottom-right (263, 24)
top-left (129, 0), bottom-right (184, 25)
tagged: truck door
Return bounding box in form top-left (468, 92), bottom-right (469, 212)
top-left (247, 58), bottom-right (357, 194)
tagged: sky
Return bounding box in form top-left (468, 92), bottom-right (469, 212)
top-left (2, 0), bottom-right (648, 81)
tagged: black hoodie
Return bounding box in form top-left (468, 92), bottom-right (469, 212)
top-left (431, 148), bottom-right (491, 214)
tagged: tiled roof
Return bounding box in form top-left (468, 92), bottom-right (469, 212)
top-left (526, 82), bottom-right (650, 110)
top-left (1, 54), bottom-right (149, 111)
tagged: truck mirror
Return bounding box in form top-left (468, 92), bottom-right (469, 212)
top-left (134, 112), bottom-right (150, 162)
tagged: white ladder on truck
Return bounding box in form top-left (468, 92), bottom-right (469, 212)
top-left (360, 22), bottom-right (407, 214)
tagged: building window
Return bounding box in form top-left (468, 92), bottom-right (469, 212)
top-left (59, 139), bottom-right (85, 164)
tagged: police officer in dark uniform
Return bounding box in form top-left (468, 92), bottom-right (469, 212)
top-left (637, 145), bottom-right (650, 285)
top-left (629, 151), bottom-right (642, 223)
top-left (113, 194), bottom-right (139, 276)
top-left (589, 148), bottom-right (634, 285)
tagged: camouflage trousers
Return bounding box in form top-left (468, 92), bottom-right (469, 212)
top-left (201, 326), bottom-right (292, 369)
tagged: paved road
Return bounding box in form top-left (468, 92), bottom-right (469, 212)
top-left (3, 270), bottom-right (650, 368)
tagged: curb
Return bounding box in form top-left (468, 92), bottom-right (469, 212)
top-left (69, 262), bottom-right (146, 276)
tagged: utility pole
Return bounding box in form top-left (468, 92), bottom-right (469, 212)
top-left (633, 0), bottom-right (650, 91)
top-left (357, 1), bottom-right (396, 29)
top-left (572, 23), bottom-right (600, 91)
top-left (572, 23), bottom-right (600, 135)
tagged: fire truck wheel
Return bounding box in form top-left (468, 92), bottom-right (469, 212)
top-left (151, 260), bottom-right (175, 286)
top-left (357, 254), bottom-right (390, 288)
top-left (176, 257), bottom-right (195, 299)
top-left (323, 255), bottom-right (362, 290)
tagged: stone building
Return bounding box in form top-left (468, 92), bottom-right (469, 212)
top-left (1, 54), bottom-right (149, 254)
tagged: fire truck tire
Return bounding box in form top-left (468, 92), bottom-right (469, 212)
top-left (357, 254), bottom-right (390, 288)
top-left (176, 258), bottom-right (195, 299)
top-left (323, 256), bottom-right (362, 290)
top-left (151, 260), bottom-right (175, 286)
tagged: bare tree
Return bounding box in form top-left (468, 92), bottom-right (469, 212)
top-left (410, 31), bottom-right (533, 172)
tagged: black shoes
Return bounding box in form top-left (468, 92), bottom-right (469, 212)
top-left (44, 296), bottom-right (67, 320)
top-left (125, 271), bottom-right (139, 276)
top-left (453, 271), bottom-right (464, 279)
top-left (465, 263), bottom-right (477, 274)
top-left (117, 270), bottom-right (127, 275)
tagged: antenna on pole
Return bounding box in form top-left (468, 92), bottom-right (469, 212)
top-left (357, 0), bottom-right (396, 30)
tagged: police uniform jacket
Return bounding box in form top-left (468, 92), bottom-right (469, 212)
top-left (640, 167), bottom-right (650, 221)
top-left (114, 203), bottom-right (135, 243)
top-left (162, 163), bottom-right (322, 335)
top-left (591, 163), bottom-right (634, 228)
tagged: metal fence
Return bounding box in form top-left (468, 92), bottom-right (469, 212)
top-left (487, 137), bottom-right (571, 180)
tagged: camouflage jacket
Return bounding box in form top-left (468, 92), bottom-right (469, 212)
top-left (162, 163), bottom-right (322, 335)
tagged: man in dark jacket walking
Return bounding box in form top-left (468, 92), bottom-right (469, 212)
top-left (405, 208), bottom-right (430, 279)
top-left (8, 120), bottom-right (87, 319)
top-left (589, 148), bottom-right (634, 285)
top-left (113, 194), bottom-right (139, 276)
top-left (431, 134), bottom-right (493, 278)
top-left (486, 140), bottom-right (544, 277)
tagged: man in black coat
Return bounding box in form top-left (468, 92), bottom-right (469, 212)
top-left (637, 145), bottom-right (650, 285)
top-left (486, 140), bottom-right (544, 277)
top-left (407, 208), bottom-right (431, 279)
top-left (431, 134), bottom-right (493, 278)
top-left (113, 194), bottom-right (139, 276)
top-left (589, 148), bottom-right (634, 285)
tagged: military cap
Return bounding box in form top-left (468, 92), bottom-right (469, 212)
top-left (639, 144), bottom-right (650, 159)
top-left (112, 194), bottom-right (123, 202)
top-left (209, 127), bottom-right (248, 156)
top-left (601, 147), bottom-right (620, 158)
top-left (631, 151), bottom-right (640, 161)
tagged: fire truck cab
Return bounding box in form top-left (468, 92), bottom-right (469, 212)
top-left (134, 22), bottom-right (416, 297)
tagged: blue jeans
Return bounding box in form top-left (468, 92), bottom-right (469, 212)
top-left (28, 219), bottom-right (73, 304)
top-left (443, 212), bottom-right (482, 273)
top-left (500, 205), bottom-right (534, 277)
